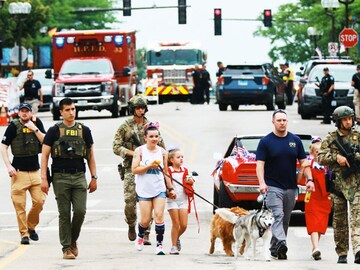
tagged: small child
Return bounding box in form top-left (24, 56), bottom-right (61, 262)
top-left (303, 138), bottom-right (332, 261)
top-left (166, 148), bottom-right (195, 255)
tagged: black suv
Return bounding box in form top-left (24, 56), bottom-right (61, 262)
top-left (215, 63), bottom-right (286, 111)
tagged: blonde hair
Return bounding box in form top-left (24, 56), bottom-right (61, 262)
top-left (168, 148), bottom-right (180, 166)
top-left (309, 141), bottom-right (321, 155)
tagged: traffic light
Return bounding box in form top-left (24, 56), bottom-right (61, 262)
top-left (214, 8), bottom-right (222, 36)
top-left (123, 0), bottom-right (131, 16)
top-left (178, 0), bottom-right (186, 24)
top-left (263, 9), bottom-right (272, 27)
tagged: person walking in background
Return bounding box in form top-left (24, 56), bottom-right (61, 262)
top-left (166, 148), bottom-right (195, 255)
top-left (300, 137), bottom-right (331, 261)
top-left (351, 64), bottom-right (360, 123)
top-left (200, 64), bottom-right (212, 104)
top-left (20, 70), bottom-right (43, 115)
top-left (316, 67), bottom-right (334, 124)
top-left (191, 65), bottom-right (203, 104)
top-left (256, 109), bottom-right (314, 260)
top-left (131, 122), bottom-right (176, 255)
top-left (317, 106), bottom-right (360, 264)
top-left (1, 103), bottom-right (46, 245)
top-left (216, 61), bottom-right (225, 77)
top-left (41, 98), bottom-right (97, 260)
top-left (283, 62), bottom-right (294, 105)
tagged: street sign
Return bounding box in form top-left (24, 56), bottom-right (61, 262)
top-left (328, 42), bottom-right (338, 56)
top-left (339, 28), bottom-right (358, 48)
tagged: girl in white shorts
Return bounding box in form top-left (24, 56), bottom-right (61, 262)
top-left (166, 148), bottom-right (195, 255)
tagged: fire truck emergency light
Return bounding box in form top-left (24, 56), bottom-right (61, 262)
top-left (55, 37), bottom-right (65, 48)
top-left (127, 36), bottom-right (131, 44)
top-left (104, 36), bottom-right (113, 43)
top-left (114, 35), bottom-right (124, 46)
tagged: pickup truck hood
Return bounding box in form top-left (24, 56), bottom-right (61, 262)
top-left (57, 73), bottom-right (114, 83)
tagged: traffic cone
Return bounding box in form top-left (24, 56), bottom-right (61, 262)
top-left (0, 105), bottom-right (8, 126)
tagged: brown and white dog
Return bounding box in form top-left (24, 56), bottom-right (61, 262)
top-left (215, 207), bottom-right (274, 261)
top-left (209, 207), bottom-right (248, 256)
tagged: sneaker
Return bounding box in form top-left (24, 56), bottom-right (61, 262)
top-left (128, 226), bottom-right (136, 241)
top-left (143, 232), bottom-right (152, 246)
top-left (270, 251), bottom-right (278, 259)
top-left (63, 249), bottom-right (76, 260)
top-left (20, 236), bottom-right (30, 245)
top-left (170, 246), bottom-right (179, 255)
top-left (337, 255), bottom-right (347, 264)
top-left (312, 248), bottom-right (321, 261)
top-left (277, 243), bottom-right (288, 260)
top-left (156, 245), bottom-right (165, 255)
top-left (176, 239), bottom-right (181, 251)
top-left (70, 241), bottom-right (78, 257)
top-left (136, 237), bottom-right (144, 251)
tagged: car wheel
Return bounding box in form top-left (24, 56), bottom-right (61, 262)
top-left (219, 103), bottom-right (227, 111)
top-left (53, 107), bottom-right (60, 121)
top-left (219, 181), bottom-right (234, 208)
top-left (213, 186), bottom-right (219, 214)
top-left (231, 104), bottom-right (239, 111)
top-left (300, 106), bottom-right (311, 119)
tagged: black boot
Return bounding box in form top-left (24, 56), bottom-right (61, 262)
top-left (337, 255), bottom-right (347, 264)
top-left (355, 251), bottom-right (360, 264)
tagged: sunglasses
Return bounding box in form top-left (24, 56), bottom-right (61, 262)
top-left (311, 137), bottom-right (322, 144)
top-left (272, 109), bottom-right (287, 117)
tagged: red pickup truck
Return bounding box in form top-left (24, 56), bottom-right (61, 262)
top-left (212, 134), bottom-right (313, 212)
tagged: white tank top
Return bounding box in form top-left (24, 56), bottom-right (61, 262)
top-left (135, 145), bottom-right (166, 198)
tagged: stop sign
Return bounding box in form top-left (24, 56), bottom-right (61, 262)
top-left (339, 28), bottom-right (359, 48)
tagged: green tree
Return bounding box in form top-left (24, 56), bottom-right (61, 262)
top-left (254, 0), bottom-right (360, 64)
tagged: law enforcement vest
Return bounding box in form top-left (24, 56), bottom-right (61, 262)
top-left (51, 122), bottom-right (88, 159)
top-left (10, 118), bottom-right (41, 157)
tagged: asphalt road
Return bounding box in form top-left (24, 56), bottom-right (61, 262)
top-left (0, 101), bottom-right (356, 269)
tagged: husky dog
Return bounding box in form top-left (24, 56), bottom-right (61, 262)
top-left (215, 208), bottom-right (274, 261)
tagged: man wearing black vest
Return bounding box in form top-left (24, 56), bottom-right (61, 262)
top-left (41, 98), bottom-right (97, 260)
top-left (1, 102), bottom-right (46, 245)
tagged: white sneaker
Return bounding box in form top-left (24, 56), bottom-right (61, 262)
top-left (136, 237), bottom-right (144, 251)
top-left (170, 246), bottom-right (179, 255)
top-left (156, 245), bottom-right (165, 255)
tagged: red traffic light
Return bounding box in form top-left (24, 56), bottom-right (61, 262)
top-left (263, 9), bottom-right (272, 27)
top-left (214, 9), bottom-right (221, 16)
top-left (264, 9), bottom-right (271, 17)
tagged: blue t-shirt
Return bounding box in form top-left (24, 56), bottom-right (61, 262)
top-left (256, 132), bottom-right (306, 190)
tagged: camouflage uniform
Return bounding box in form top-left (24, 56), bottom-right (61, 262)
top-left (318, 129), bottom-right (360, 258)
top-left (112, 117), bottom-right (165, 227)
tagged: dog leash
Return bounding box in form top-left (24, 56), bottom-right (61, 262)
top-left (157, 166), bottom-right (220, 210)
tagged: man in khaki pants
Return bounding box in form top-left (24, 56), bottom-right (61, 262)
top-left (1, 103), bottom-right (46, 244)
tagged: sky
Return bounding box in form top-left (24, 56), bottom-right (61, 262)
top-left (113, 0), bottom-right (299, 77)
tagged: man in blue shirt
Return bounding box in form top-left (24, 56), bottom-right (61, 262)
top-left (256, 109), bottom-right (315, 260)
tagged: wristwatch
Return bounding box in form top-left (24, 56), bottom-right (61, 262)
top-left (306, 179), bottom-right (314, 184)
top-left (91, 175), bottom-right (98, 180)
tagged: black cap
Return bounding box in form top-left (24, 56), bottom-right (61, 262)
top-left (323, 67), bottom-right (329, 71)
top-left (19, 103), bottom-right (32, 111)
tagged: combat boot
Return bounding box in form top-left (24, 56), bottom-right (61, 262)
top-left (128, 225), bottom-right (136, 241)
top-left (337, 255), bottom-right (347, 264)
top-left (355, 251), bottom-right (360, 264)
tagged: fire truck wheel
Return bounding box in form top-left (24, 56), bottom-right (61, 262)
top-left (111, 100), bottom-right (119, 118)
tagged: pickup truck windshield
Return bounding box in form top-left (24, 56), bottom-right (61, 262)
top-left (147, 49), bottom-right (201, 65)
top-left (60, 59), bottom-right (112, 75)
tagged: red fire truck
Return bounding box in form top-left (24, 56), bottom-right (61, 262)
top-left (142, 42), bottom-right (207, 104)
top-left (46, 29), bottom-right (137, 120)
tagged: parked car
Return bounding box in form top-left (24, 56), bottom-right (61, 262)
top-left (212, 134), bottom-right (313, 212)
top-left (215, 63), bottom-right (286, 111)
top-left (298, 64), bottom-right (355, 119)
top-left (17, 69), bottom-right (54, 112)
top-left (298, 56), bottom-right (354, 80)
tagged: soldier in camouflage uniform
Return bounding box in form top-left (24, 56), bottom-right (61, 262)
top-left (351, 65), bottom-right (360, 122)
top-left (318, 106), bottom-right (360, 264)
top-left (112, 95), bottom-right (165, 244)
